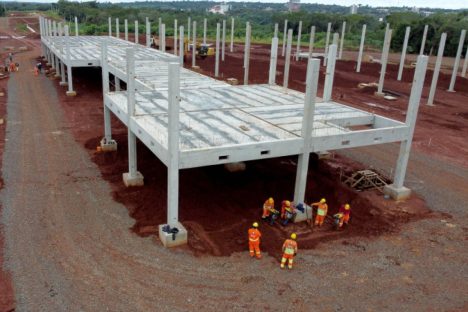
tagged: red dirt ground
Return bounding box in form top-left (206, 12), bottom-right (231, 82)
top-left (48, 45), bottom-right (436, 260)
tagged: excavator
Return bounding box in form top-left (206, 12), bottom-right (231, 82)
top-left (151, 36), bottom-right (215, 58)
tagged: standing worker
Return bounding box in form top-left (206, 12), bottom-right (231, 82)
top-left (280, 233), bottom-right (298, 269)
top-left (262, 197), bottom-right (275, 220)
top-left (248, 222), bottom-right (262, 259)
top-left (338, 203), bottom-right (351, 228)
top-left (311, 198), bottom-right (328, 226)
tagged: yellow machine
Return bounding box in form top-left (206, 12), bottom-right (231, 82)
top-left (184, 38), bottom-right (215, 58)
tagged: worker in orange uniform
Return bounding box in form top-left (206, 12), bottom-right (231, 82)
top-left (34, 66), bottom-right (39, 76)
top-left (280, 233), bottom-right (298, 269)
top-left (311, 198), bottom-right (328, 226)
top-left (280, 200), bottom-right (292, 219)
top-left (248, 222), bottom-right (262, 259)
top-left (338, 203), bottom-right (351, 227)
top-left (262, 197), bottom-right (275, 220)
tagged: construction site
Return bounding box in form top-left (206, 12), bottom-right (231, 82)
top-left (0, 7), bottom-right (467, 312)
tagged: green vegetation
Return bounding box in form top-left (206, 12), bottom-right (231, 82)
top-left (16, 23), bottom-right (28, 32)
top-left (4, 1), bottom-right (468, 56)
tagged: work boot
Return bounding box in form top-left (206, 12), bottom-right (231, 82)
top-left (280, 264), bottom-right (285, 269)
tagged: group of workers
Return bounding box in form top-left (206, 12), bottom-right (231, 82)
top-left (250, 197), bottom-right (351, 269)
top-left (4, 53), bottom-right (19, 73)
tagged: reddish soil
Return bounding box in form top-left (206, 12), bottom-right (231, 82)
top-left (49, 44), bottom-right (434, 259)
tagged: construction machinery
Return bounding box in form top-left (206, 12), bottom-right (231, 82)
top-left (185, 38), bottom-right (215, 59)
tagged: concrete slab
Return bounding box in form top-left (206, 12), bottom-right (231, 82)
top-left (122, 171), bottom-right (144, 187)
top-left (158, 222), bottom-right (188, 247)
top-left (383, 184), bottom-right (411, 200)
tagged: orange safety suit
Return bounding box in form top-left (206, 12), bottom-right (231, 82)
top-left (248, 228), bottom-right (262, 258)
top-left (312, 202), bottom-right (328, 226)
top-left (281, 201), bottom-right (292, 219)
top-left (262, 200), bottom-right (275, 219)
top-left (281, 239), bottom-right (298, 269)
top-left (338, 204), bottom-right (351, 227)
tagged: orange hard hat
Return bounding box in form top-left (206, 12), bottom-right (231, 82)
top-left (291, 233), bottom-right (297, 240)
top-left (320, 198), bottom-right (326, 203)
top-left (284, 200), bottom-right (291, 207)
top-left (268, 197), bottom-right (274, 204)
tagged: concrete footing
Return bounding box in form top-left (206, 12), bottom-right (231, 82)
top-left (100, 138), bottom-right (118, 152)
top-left (122, 171), bottom-right (144, 187)
top-left (315, 151), bottom-right (331, 160)
top-left (66, 91), bottom-right (77, 97)
top-left (158, 222), bottom-right (188, 247)
top-left (383, 184), bottom-right (411, 200)
top-left (54, 74), bottom-right (61, 79)
top-left (374, 91), bottom-right (385, 97)
top-left (293, 204), bottom-right (313, 223)
top-left (59, 82), bottom-right (68, 86)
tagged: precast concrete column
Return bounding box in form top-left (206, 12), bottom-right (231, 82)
top-left (222, 20), bottom-right (226, 61)
top-left (274, 23), bottom-right (278, 38)
top-left (187, 17), bottom-right (191, 43)
top-left (398, 26), bottom-right (411, 81)
top-left (377, 28), bottom-right (393, 95)
top-left (160, 24), bottom-right (166, 52)
top-left (115, 77), bottom-right (121, 91)
top-left (125, 19), bottom-right (128, 41)
top-left (116, 18), bottom-right (120, 38)
top-left (122, 47), bottom-right (143, 187)
top-left (356, 24), bottom-right (366, 72)
top-left (230, 17), bottom-right (234, 52)
top-left (332, 33), bottom-right (339, 46)
top-left (192, 21), bottom-right (197, 67)
top-left (64, 25), bottom-right (76, 96)
top-left (215, 23), bottom-right (220, 77)
top-left (243, 22), bottom-right (251, 85)
top-left (461, 46), bottom-right (468, 78)
top-left (324, 22), bottom-right (331, 66)
top-left (179, 26), bottom-right (184, 66)
top-left (167, 62), bottom-right (181, 226)
top-left (323, 44), bottom-right (337, 102)
top-left (384, 55), bottom-right (428, 200)
top-left (282, 19), bottom-right (288, 57)
top-left (295, 20), bottom-right (302, 61)
top-left (293, 58), bottom-right (321, 206)
top-left (146, 17), bottom-right (151, 48)
top-left (135, 21), bottom-right (139, 44)
top-left (420, 24), bottom-right (428, 55)
top-left (268, 37), bottom-right (279, 85)
top-left (283, 29), bottom-right (293, 88)
top-left (101, 41), bottom-right (112, 141)
top-left (158, 18), bottom-right (162, 39)
top-left (203, 18), bottom-right (207, 45)
top-left (174, 19), bottom-right (178, 56)
top-left (74, 16), bottom-right (78, 36)
top-left (448, 29), bottom-right (466, 92)
top-left (339, 21), bottom-right (346, 59)
top-left (427, 33), bottom-right (447, 106)
top-left (108, 17), bottom-right (112, 36)
top-left (308, 26), bottom-right (315, 58)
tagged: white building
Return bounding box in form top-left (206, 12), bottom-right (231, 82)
top-left (350, 4), bottom-right (358, 14)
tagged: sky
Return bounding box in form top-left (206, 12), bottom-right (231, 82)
top-left (2, 0), bottom-right (467, 10)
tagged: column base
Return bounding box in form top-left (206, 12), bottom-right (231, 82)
top-left (54, 74), bottom-right (61, 79)
top-left (122, 171), bottom-right (144, 187)
top-left (315, 151), bottom-right (331, 160)
top-left (447, 89), bottom-right (456, 93)
top-left (293, 203), bottom-right (313, 223)
top-left (158, 222), bottom-right (188, 247)
top-left (99, 138), bottom-right (118, 152)
top-left (374, 91), bottom-right (385, 97)
top-left (66, 91), bottom-right (77, 97)
top-left (59, 81), bottom-right (68, 86)
top-left (383, 184), bottom-right (411, 200)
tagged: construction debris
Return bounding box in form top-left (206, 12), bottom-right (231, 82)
top-left (342, 169), bottom-right (388, 192)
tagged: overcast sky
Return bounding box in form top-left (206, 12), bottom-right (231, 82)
top-left (4, 1), bottom-right (467, 10)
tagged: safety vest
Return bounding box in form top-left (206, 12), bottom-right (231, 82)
top-left (248, 229), bottom-right (261, 242)
top-left (283, 239), bottom-right (297, 255)
top-left (317, 203), bottom-right (328, 216)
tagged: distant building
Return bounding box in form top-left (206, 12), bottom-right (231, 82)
top-left (350, 4), bottom-right (358, 14)
top-left (411, 6), bottom-right (420, 13)
top-left (209, 3), bottom-right (231, 15)
top-left (288, 0), bottom-right (301, 12)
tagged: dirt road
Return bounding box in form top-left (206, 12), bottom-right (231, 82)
top-left (0, 17), bottom-right (467, 311)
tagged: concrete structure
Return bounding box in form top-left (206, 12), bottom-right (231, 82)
top-left (283, 29), bottom-right (292, 88)
top-left (420, 24), bottom-right (428, 55)
top-left (324, 23), bottom-right (331, 66)
top-left (116, 18), bottom-right (120, 39)
top-left (187, 17), bottom-right (191, 44)
top-left (135, 21), bottom-right (139, 44)
top-left (230, 18), bottom-right (234, 53)
top-left (124, 19), bottom-right (128, 41)
top-left (146, 18), bottom-right (150, 48)
top-left (282, 19), bottom-right (288, 57)
top-left (308, 26), bottom-right (315, 58)
top-left (192, 21), bottom-right (197, 68)
top-left (356, 24), bottom-right (366, 73)
top-left (295, 21), bottom-right (302, 61)
top-left (174, 20), bottom-right (178, 56)
top-left (376, 28), bottom-right (393, 96)
top-left (427, 33), bottom-right (447, 106)
top-left (222, 20), bottom-right (226, 61)
top-left (269, 37), bottom-right (279, 85)
top-left (448, 29), bottom-right (466, 92)
top-left (323, 44), bottom-right (337, 102)
top-left (461, 46), bottom-right (468, 78)
top-left (40, 16), bottom-right (427, 245)
top-left (203, 18), bottom-right (207, 45)
top-left (215, 23), bottom-right (220, 77)
top-left (243, 22), bottom-right (251, 85)
top-left (339, 21), bottom-right (346, 60)
top-left (398, 26), bottom-right (411, 81)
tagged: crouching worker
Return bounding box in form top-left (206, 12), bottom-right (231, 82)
top-left (280, 233), bottom-right (298, 269)
top-left (338, 203), bottom-right (351, 227)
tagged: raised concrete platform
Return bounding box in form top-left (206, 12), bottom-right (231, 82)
top-left (122, 171), bottom-right (144, 187)
top-left (158, 222), bottom-right (188, 247)
top-left (100, 138), bottom-right (118, 152)
top-left (383, 184), bottom-right (411, 200)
